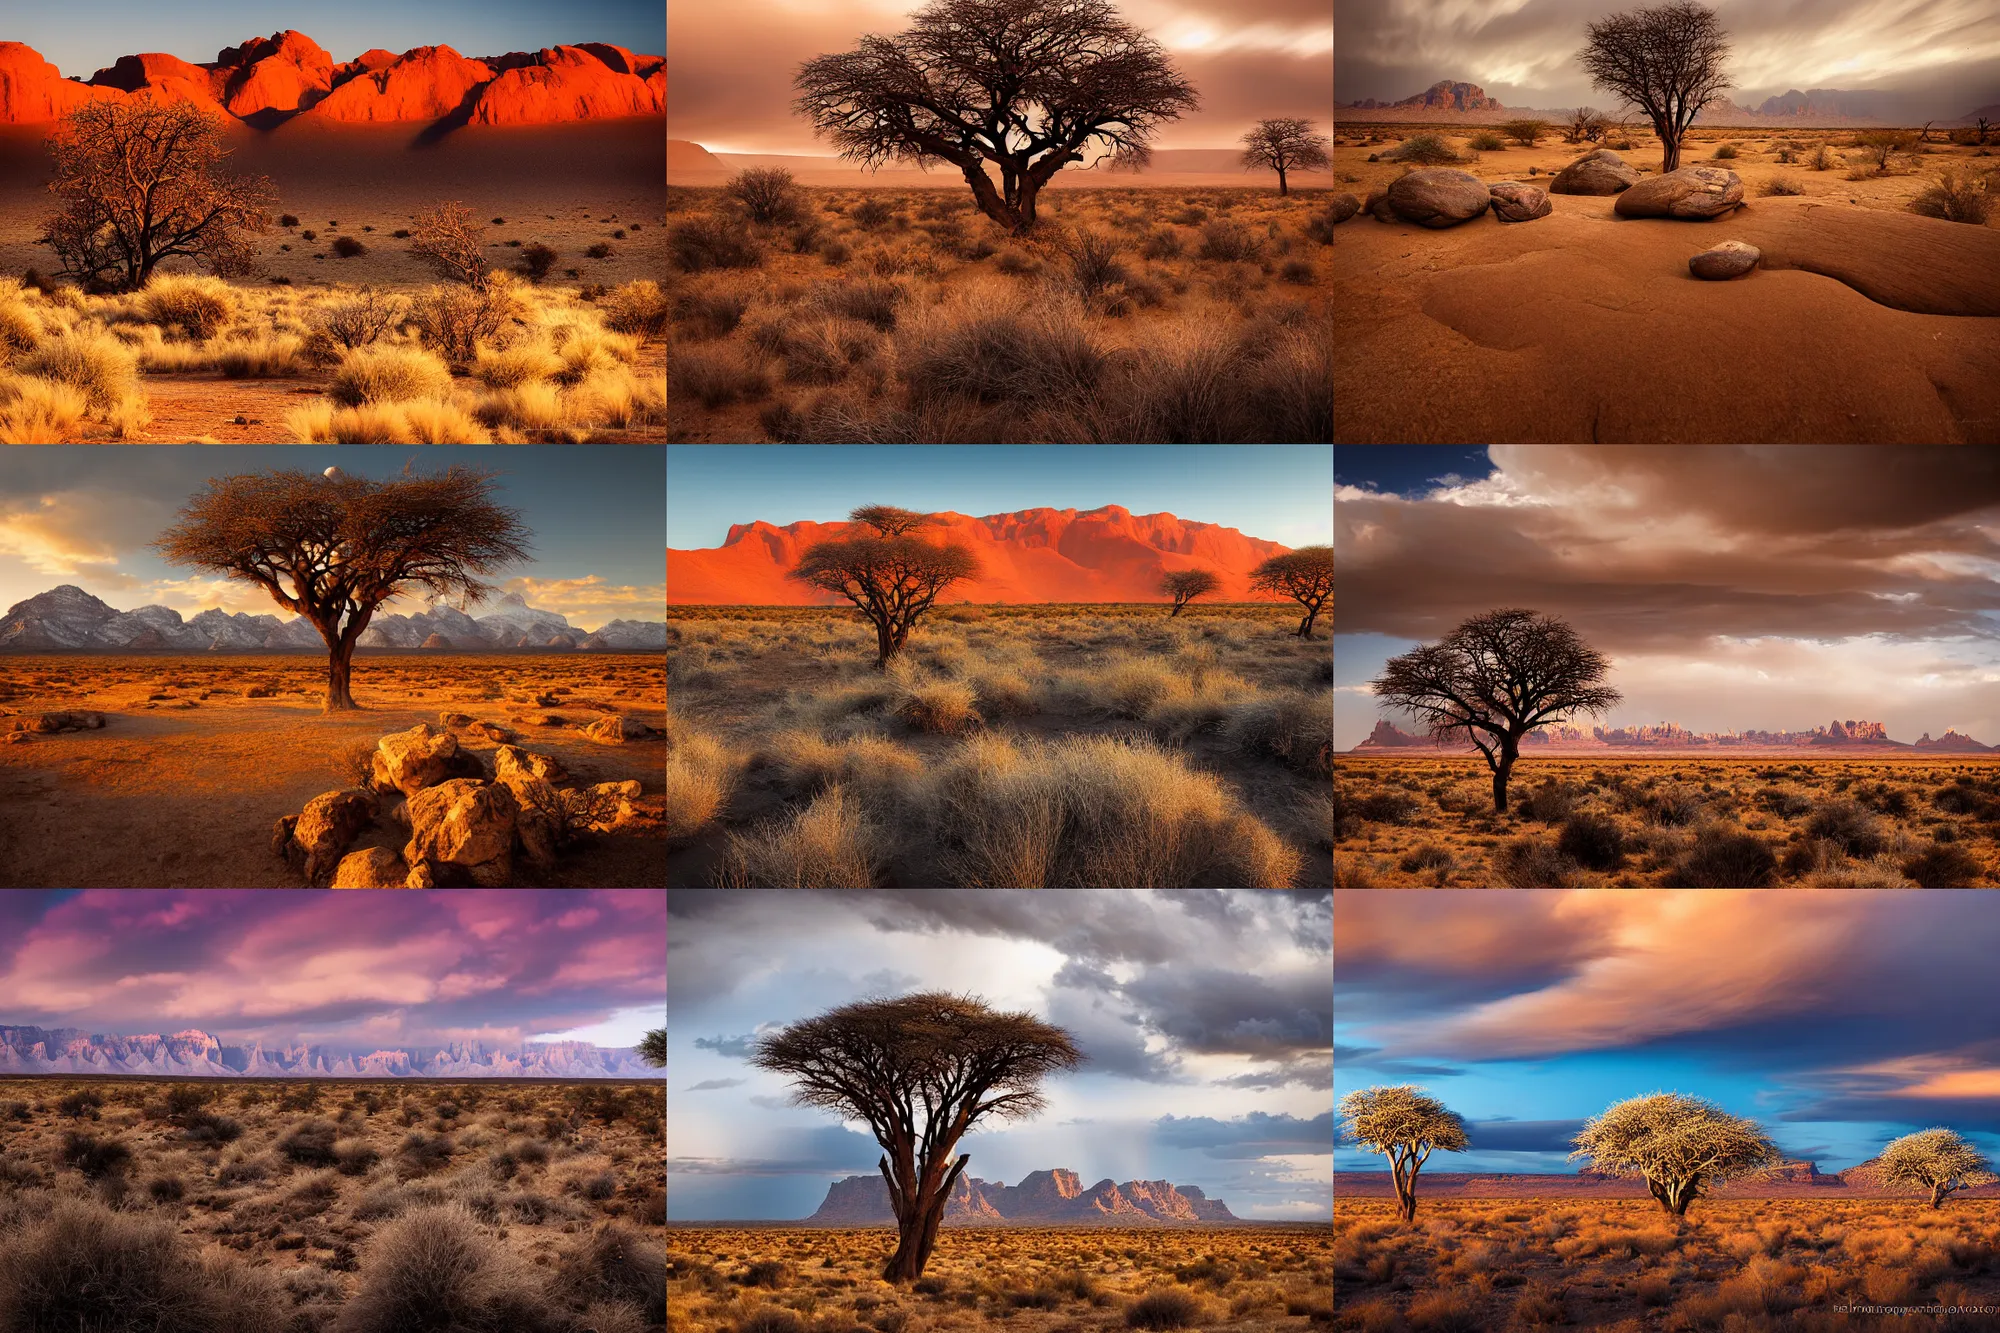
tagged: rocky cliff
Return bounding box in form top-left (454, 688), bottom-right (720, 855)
top-left (804, 1168), bottom-right (1239, 1224)
top-left (0, 1025), bottom-right (657, 1078)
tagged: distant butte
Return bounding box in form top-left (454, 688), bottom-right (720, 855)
top-left (805, 1168), bottom-right (1240, 1225)
top-left (1349, 719), bottom-right (1993, 752)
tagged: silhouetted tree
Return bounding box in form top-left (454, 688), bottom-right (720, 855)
top-left (1978, 117), bottom-right (1991, 146)
top-left (791, 506), bottom-right (981, 668)
top-left (1565, 106), bottom-right (1608, 143)
top-left (794, 0), bottom-right (1199, 234)
top-left (752, 993), bottom-right (1083, 1282)
top-left (1159, 568), bottom-right (1221, 617)
top-left (1877, 1128), bottom-right (1995, 1209)
top-left (1248, 546), bottom-right (1333, 639)
top-left (727, 167), bottom-right (806, 224)
top-left (1372, 609), bottom-right (1621, 812)
top-left (1570, 1093), bottom-right (1779, 1217)
top-left (1239, 117), bottom-right (1329, 196)
top-left (40, 99), bottom-right (274, 292)
top-left (1577, 0), bottom-right (1732, 173)
top-left (638, 1029), bottom-right (667, 1068)
top-left (155, 467), bottom-right (531, 712)
top-left (1339, 1085), bottom-right (1468, 1224)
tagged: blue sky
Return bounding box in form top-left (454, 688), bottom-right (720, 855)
top-left (1336, 890), bottom-right (2000, 1177)
top-left (1334, 446), bottom-right (2000, 752)
top-left (668, 890), bottom-right (1332, 1221)
top-left (0, 446), bottom-right (664, 631)
top-left (15, 0), bottom-right (663, 75)
top-left (667, 446), bottom-right (1334, 551)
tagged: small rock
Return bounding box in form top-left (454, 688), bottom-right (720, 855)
top-left (330, 845), bottom-right (408, 889)
top-left (524, 712), bottom-right (568, 728)
top-left (583, 714), bottom-right (657, 744)
top-left (1488, 181), bottom-right (1552, 223)
top-left (439, 712), bottom-right (474, 728)
top-left (405, 861), bottom-right (437, 888)
top-left (233, 415), bottom-right (248, 425)
top-left (2, 732), bottom-right (27, 744)
top-left (1689, 240), bottom-right (1761, 280)
top-left (370, 721), bottom-right (483, 796)
top-left (282, 788), bottom-right (378, 887)
top-left (467, 720), bottom-right (515, 743)
top-left (494, 745), bottom-right (569, 795)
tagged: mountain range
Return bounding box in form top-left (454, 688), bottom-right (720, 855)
top-left (0, 585), bottom-right (666, 652)
top-left (0, 31), bottom-right (663, 130)
top-left (805, 1168), bottom-right (1239, 1225)
top-left (1351, 719), bottom-right (1994, 752)
top-left (0, 1025), bottom-right (658, 1079)
top-left (667, 506), bottom-right (1296, 605)
top-left (1337, 78), bottom-right (1995, 126)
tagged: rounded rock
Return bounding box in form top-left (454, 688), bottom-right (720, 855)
top-left (1385, 169), bottom-right (1492, 228)
top-left (1328, 192), bottom-right (1360, 225)
top-left (1550, 149), bottom-right (1640, 195)
top-left (1689, 240), bottom-right (1761, 280)
top-left (1615, 166), bottom-right (1745, 220)
top-left (1488, 181), bottom-right (1552, 223)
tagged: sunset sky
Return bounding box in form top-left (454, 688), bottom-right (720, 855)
top-left (667, 0), bottom-right (1333, 154)
top-left (668, 890), bottom-right (1332, 1220)
top-left (0, 889), bottom-right (665, 1053)
top-left (1333, 446), bottom-right (2000, 751)
top-left (1335, 0), bottom-right (2000, 121)
top-left (1335, 890), bottom-right (2000, 1175)
top-left (8, 0), bottom-right (664, 75)
top-left (0, 446), bottom-right (665, 632)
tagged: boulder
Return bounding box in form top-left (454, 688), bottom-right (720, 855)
top-left (15, 710), bottom-right (106, 733)
top-left (405, 861), bottom-right (437, 888)
top-left (1385, 169), bottom-right (1492, 228)
top-left (583, 714), bottom-right (657, 744)
top-left (1362, 190), bottom-right (1397, 223)
top-left (1615, 166), bottom-right (1744, 219)
top-left (1549, 149), bottom-right (1641, 195)
top-left (1328, 193), bottom-right (1360, 225)
top-left (370, 722), bottom-right (484, 796)
top-left (1689, 240), bottom-right (1761, 279)
top-left (2, 732), bottom-right (27, 744)
top-left (404, 779), bottom-right (519, 886)
top-left (281, 787), bottom-right (378, 887)
top-left (467, 720), bottom-right (516, 743)
top-left (0, 42), bottom-right (123, 122)
top-left (494, 744), bottom-right (569, 794)
top-left (330, 845), bottom-right (409, 888)
top-left (1488, 181), bottom-right (1552, 223)
top-left (517, 807), bottom-right (558, 872)
top-left (439, 712), bottom-right (474, 728)
top-left (581, 780), bottom-right (643, 832)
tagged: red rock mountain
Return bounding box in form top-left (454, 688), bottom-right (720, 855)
top-left (1344, 80), bottom-right (1505, 113)
top-left (0, 32), bottom-right (662, 129)
top-left (805, 1168), bottom-right (1239, 1224)
top-left (667, 507), bottom-right (1293, 605)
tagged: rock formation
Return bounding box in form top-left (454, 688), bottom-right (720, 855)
top-left (1346, 80), bottom-right (1504, 114)
top-left (1550, 149), bottom-right (1641, 196)
top-left (0, 1024), bottom-right (653, 1078)
top-left (1354, 720), bottom-right (1444, 749)
top-left (1488, 180), bottom-right (1552, 223)
top-left (804, 1168), bottom-right (1239, 1224)
top-left (1385, 169), bottom-right (1492, 227)
top-left (309, 45), bottom-right (495, 122)
top-left (467, 45), bottom-right (664, 124)
top-left (1914, 729), bottom-right (1993, 751)
top-left (0, 42), bottom-right (121, 121)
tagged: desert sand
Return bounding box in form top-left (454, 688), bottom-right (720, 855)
top-left (0, 653), bottom-right (667, 887)
top-left (1332, 129), bottom-right (2000, 443)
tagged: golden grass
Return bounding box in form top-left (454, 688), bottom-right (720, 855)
top-left (717, 782), bottom-right (881, 888)
top-left (328, 344), bottom-right (453, 406)
top-left (0, 374), bottom-right (89, 443)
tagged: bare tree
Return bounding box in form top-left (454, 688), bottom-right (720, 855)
top-left (40, 99), bottom-right (274, 292)
top-left (1339, 1085), bottom-right (1468, 1224)
top-left (752, 992), bottom-right (1083, 1282)
top-left (1239, 117), bottom-right (1329, 196)
top-left (1978, 117), bottom-right (1992, 146)
top-left (1159, 568), bottom-right (1221, 617)
top-left (1372, 609), bottom-right (1621, 812)
top-left (791, 506), bottom-right (981, 668)
top-left (1565, 106), bottom-right (1608, 143)
top-left (1577, 0), bottom-right (1732, 173)
top-left (407, 201), bottom-right (491, 288)
top-left (727, 167), bottom-right (807, 224)
top-left (638, 1029), bottom-right (667, 1068)
top-left (1501, 118), bottom-right (1550, 146)
top-left (154, 467), bottom-right (531, 712)
top-left (794, 0), bottom-right (1199, 234)
top-left (1855, 129), bottom-right (1915, 173)
top-left (1876, 1128), bottom-right (1996, 1209)
top-left (1569, 1093), bottom-right (1780, 1217)
top-left (1248, 546), bottom-right (1333, 639)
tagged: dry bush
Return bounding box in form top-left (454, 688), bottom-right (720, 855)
top-left (277, 1117), bottom-right (339, 1166)
top-left (897, 679), bottom-right (981, 735)
top-left (286, 399), bottom-right (489, 444)
top-left (406, 201), bottom-right (491, 287)
top-left (1909, 168), bottom-right (1994, 223)
top-left (474, 342), bottom-right (563, 390)
top-left (338, 1203), bottom-right (561, 1333)
top-left (602, 280), bottom-right (670, 340)
top-left (812, 278), bottom-right (905, 331)
top-left (1806, 798), bottom-right (1884, 856)
top-left (143, 273), bottom-right (238, 340)
top-left (728, 168), bottom-right (808, 224)
top-left (328, 344), bottom-right (452, 407)
top-left (717, 783), bottom-right (883, 888)
top-left (1901, 840), bottom-right (1982, 886)
top-left (898, 289), bottom-right (1105, 406)
top-left (516, 242), bottom-right (559, 282)
top-left (410, 282), bottom-right (522, 365)
top-left (14, 328), bottom-right (138, 412)
top-left (671, 214), bottom-right (765, 272)
top-left (1808, 144), bottom-right (1836, 170)
top-left (1226, 690), bottom-right (1333, 777)
top-left (666, 719), bottom-right (740, 843)
top-left (1664, 826), bottom-right (1778, 887)
top-left (1127, 1288), bottom-right (1204, 1330)
top-left (1761, 173), bottom-right (1806, 196)
top-left (1382, 134), bottom-right (1463, 165)
top-left (1496, 836), bottom-right (1582, 887)
top-left (1556, 811), bottom-right (1625, 869)
top-left (0, 375), bottom-right (87, 444)
top-left (311, 287), bottom-right (406, 351)
top-left (670, 344), bottom-right (772, 410)
top-left (215, 332), bottom-right (306, 378)
top-left (1195, 219), bottom-right (1266, 262)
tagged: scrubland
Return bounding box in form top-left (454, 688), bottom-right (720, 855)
top-left (0, 1077), bottom-right (664, 1331)
top-left (665, 604), bottom-right (1332, 887)
top-left (1334, 756), bottom-right (2000, 887)
top-left (665, 182), bottom-right (1335, 443)
top-left (1335, 1197), bottom-right (2000, 1332)
top-left (0, 270), bottom-right (666, 442)
top-left (667, 1225), bottom-right (1331, 1333)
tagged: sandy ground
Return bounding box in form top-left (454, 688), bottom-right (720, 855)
top-left (1332, 128), bottom-right (2000, 443)
top-left (0, 653), bottom-right (666, 887)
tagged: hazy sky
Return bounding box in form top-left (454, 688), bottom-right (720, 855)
top-left (0, 889), bottom-right (665, 1052)
top-left (1336, 890), bottom-right (2000, 1176)
top-left (668, 890), bottom-right (1332, 1221)
top-left (1332, 446), bottom-right (2000, 752)
top-left (668, 445), bottom-right (1333, 550)
top-left (12, 0), bottom-right (663, 76)
top-left (667, 0), bottom-right (1333, 154)
top-left (1335, 0), bottom-right (2000, 119)
top-left (0, 446), bottom-right (665, 632)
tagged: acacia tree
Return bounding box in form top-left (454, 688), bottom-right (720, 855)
top-left (638, 1029), bottom-right (667, 1068)
top-left (1570, 1093), bottom-right (1780, 1217)
top-left (1876, 1128), bottom-right (1996, 1209)
top-left (1338, 1085), bottom-right (1468, 1224)
top-left (752, 993), bottom-right (1083, 1282)
top-left (1239, 117), bottom-right (1329, 196)
top-left (155, 467), bottom-right (531, 712)
top-left (40, 98), bottom-right (275, 292)
top-left (791, 505), bottom-right (981, 668)
top-left (794, 0), bottom-right (1199, 234)
top-left (1248, 546), bottom-right (1334, 639)
top-left (1159, 568), bottom-right (1221, 617)
top-left (1372, 609), bottom-right (1622, 812)
top-left (1577, 0), bottom-right (1732, 174)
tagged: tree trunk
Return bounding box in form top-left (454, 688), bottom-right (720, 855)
top-left (1491, 738), bottom-right (1520, 812)
top-left (1394, 1179), bottom-right (1417, 1222)
top-left (1297, 605), bottom-right (1320, 638)
top-left (1277, 165), bottom-right (1289, 197)
top-left (325, 643), bottom-right (359, 712)
top-left (871, 616), bottom-right (895, 671)
top-left (1931, 1183), bottom-right (1947, 1209)
top-left (1170, 601), bottom-right (1184, 617)
top-left (1660, 131), bottom-right (1681, 174)
top-left (882, 1153), bottom-right (968, 1283)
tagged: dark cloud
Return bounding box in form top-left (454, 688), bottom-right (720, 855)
top-left (1213, 1054), bottom-right (1335, 1089)
top-left (686, 1078), bottom-right (748, 1091)
top-left (1155, 1111), bottom-right (1334, 1158)
top-left (1121, 967), bottom-right (1331, 1059)
top-left (1465, 1119), bottom-right (1586, 1152)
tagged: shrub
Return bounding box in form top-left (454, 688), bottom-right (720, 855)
top-left (215, 332), bottom-right (306, 377)
top-left (144, 273), bottom-right (237, 340)
top-left (815, 278), bottom-right (904, 332)
top-left (739, 1310), bottom-right (807, 1333)
top-left (337, 1203), bottom-right (558, 1333)
top-left (1384, 133), bottom-right (1463, 164)
top-left (1762, 173), bottom-right (1805, 195)
top-left (585, 242), bottom-right (615, 260)
top-left (899, 292), bottom-right (1104, 406)
top-left (16, 329), bottom-right (139, 412)
top-left (1902, 841), bottom-right (1983, 887)
top-left (1497, 837), bottom-right (1583, 888)
top-left (1196, 220), bottom-right (1265, 262)
top-left (56, 1089), bottom-right (102, 1120)
top-left (410, 281), bottom-right (522, 365)
top-left (1910, 169), bottom-right (1994, 224)
top-left (1557, 812), bottom-right (1626, 870)
top-left (59, 1130), bottom-right (131, 1178)
top-left (1713, 143), bottom-right (1738, 158)
top-left (332, 235), bottom-right (367, 258)
top-left (851, 198), bottom-right (896, 230)
top-left (474, 341), bottom-right (562, 389)
top-left (277, 1118), bottom-right (339, 1166)
top-left (1808, 144), bottom-right (1836, 170)
top-left (0, 301), bottom-right (39, 367)
top-left (1468, 130), bottom-right (1506, 151)
top-left (1398, 844), bottom-right (1454, 873)
top-left (1649, 785), bottom-right (1705, 826)
top-left (718, 784), bottom-right (882, 889)
top-left (1806, 798), bottom-right (1884, 856)
top-left (335, 1138), bottom-right (381, 1175)
top-left (329, 344), bottom-right (452, 406)
top-left (1227, 691), bottom-right (1334, 777)
top-left (1501, 119), bottom-right (1549, 145)
top-left (516, 242), bottom-right (558, 281)
top-left (898, 679), bottom-right (981, 735)
top-left (1056, 228), bottom-right (1128, 303)
top-left (147, 1173), bottom-right (185, 1202)
top-left (280, 213), bottom-right (300, 227)
top-left (728, 167), bottom-right (806, 224)
top-left (1279, 259), bottom-right (1315, 285)
top-left (669, 343), bottom-right (771, 409)
top-left (397, 1131), bottom-right (455, 1176)
top-left (669, 214), bottom-right (764, 272)
top-left (601, 279), bottom-right (670, 340)
top-left (551, 1224), bottom-right (666, 1321)
top-left (742, 1259), bottom-right (795, 1288)
top-left (1356, 790), bottom-right (1419, 824)
top-left (1523, 780), bottom-right (1581, 823)
top-left (182, 1109), bottom-right (243, 1144)
top-left (1127, 1289), bottom-right (1203, 1330)
top-left (1667, 827), bottom-right (1778, 887)
top-left (301, 229), bottom-right (317, 241)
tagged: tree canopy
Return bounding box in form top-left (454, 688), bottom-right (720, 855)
top-left (1876, 1128), bottom-right (1996, 1208)
top-left (1569, 1092), bottom-right (1779, 1216)
top-left (1248, 545), bottom-right (1334, 639)
top-left (638, 1029), bottom-right (667, 1069)
top-left (1339, 1085), bottom-right (1468, 1223)
top-left (1158, 568), bottom-right (1221, 616)
top-left (791, 506), bottom-right (980, 668)
top-left (1577, 1), bottom-right (1732, 173)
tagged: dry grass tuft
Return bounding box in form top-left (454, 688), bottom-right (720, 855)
top-left (717, 783), bottom-right (883, 888)
top-left (328, 344), bottom-right (453, 407)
